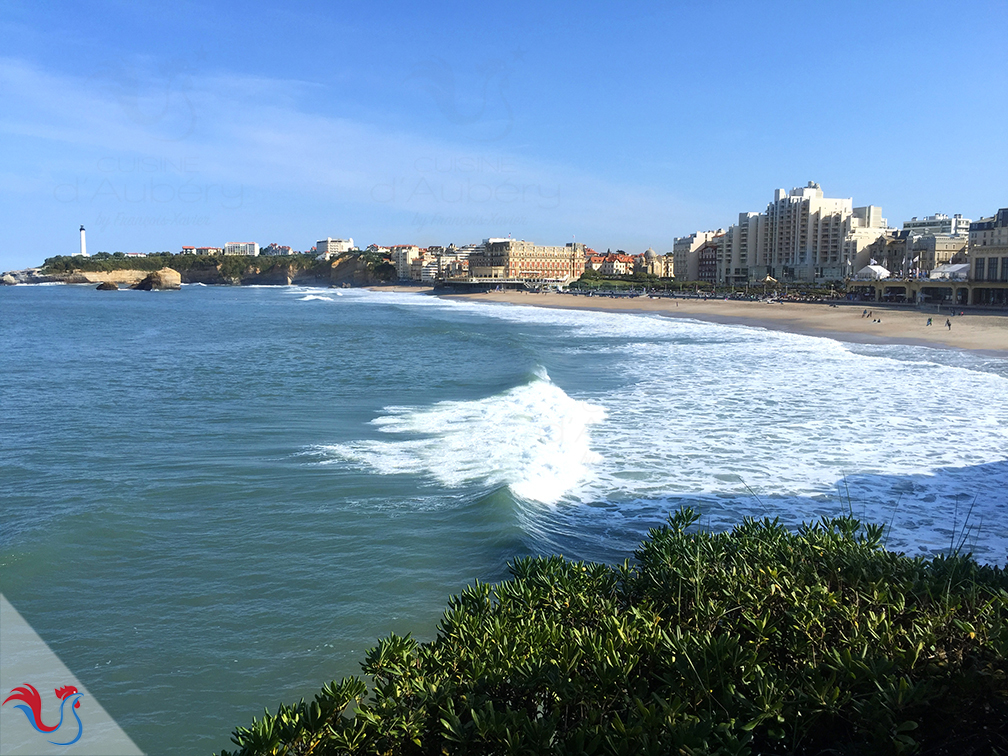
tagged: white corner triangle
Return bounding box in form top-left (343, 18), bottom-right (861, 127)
top-left (0, 595), bottom-right (143, 756)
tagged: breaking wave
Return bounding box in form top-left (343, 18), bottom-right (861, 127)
top-left (298, 294), bottom-right (334, 302)
top-left (310, 368), bottom-right (606, 504)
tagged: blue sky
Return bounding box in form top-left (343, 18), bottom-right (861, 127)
top-left (1, 0), bottom-right (1006, 270)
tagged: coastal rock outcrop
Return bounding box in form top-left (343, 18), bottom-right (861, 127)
top-left (330, 255), bottom-right (390, 287)
top-left (132, 267), bottom-right (182, 290)
top-left (96, 281), bottom-right (118, 290)
top-left (1, 274), bottom-right (16, 285)
top-left (1, 268), bottom-right (61, 284)
top-left (80, 270), bottom-right (149, 286)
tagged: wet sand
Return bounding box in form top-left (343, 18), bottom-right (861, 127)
top-left (435, 290), bottom-right (1008, 357)
top-left (369, 283), bottom-right (436, 294)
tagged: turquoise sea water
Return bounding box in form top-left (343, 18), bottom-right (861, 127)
top-left (2, 284), bottom-right (1008, 753)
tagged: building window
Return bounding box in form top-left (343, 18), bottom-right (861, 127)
top-left (990, 257), bottom-right (1000, 282)
top-left (976, 258), bottom-right (986, 280)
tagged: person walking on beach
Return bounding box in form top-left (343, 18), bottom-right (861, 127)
top-left (927, 317), bottom-right (932, 326)
top-left (946, 318), bottom-right (951, 330)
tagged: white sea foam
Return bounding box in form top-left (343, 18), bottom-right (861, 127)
top-left (308, 289), bottom-right (1008, 560)
top-left (313, 369), bottom-right (606, 504)
top-left (298, 294), bottom-right (334, 302)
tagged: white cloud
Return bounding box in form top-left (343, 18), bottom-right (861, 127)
top-left (0, 56), bottom-right (708, 265)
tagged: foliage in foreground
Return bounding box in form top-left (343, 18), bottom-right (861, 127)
top-left (220, 511), bottom-right (1008, 755)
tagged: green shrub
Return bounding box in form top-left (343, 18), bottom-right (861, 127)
top-left (220, 510), bottom-right (1008, 755)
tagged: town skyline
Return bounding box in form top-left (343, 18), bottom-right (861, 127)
top-left (47, 179), bottom-right (1004, 289)
top-left (19, 181), bottom-right (1004, 263)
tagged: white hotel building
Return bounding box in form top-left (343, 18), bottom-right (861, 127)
top-left (709, 182), bottom-right (889, 284)
top-left (223, 242), bottom-right (260, 256)
top-left (316, 238), bottom-right (355, 260)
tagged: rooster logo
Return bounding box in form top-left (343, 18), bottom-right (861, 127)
top-left (3, 683), bottom-right (84, 746)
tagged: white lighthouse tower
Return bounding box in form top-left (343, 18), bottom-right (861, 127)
top-left (79, 225), bottom-right (88, 257)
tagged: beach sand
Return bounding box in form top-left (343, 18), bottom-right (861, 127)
top-left (435, 290), bottom-right (1008, 357)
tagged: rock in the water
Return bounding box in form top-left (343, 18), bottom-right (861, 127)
top-left (1, 274), bottom-right (16, 285)
top-left (96, 281), bottom-right (118, 290)
top-left (132, 267), bottom-right (182, 290)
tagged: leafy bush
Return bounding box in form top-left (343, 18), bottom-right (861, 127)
top-left (220, 511), bottom-right (1008, 755)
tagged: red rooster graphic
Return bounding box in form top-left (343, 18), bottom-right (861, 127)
top-left (3, 683), bottom-right (84, 745)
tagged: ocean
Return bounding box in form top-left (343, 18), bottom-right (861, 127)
top-left (2, 284), bottom-right (1007, 753)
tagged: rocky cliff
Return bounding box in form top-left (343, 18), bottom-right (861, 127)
top-left (330, 256), bottom-right (386, 286)
top-left (133, 268), bottom-right (182, 290)
top-left (7, 254), bottom-right (382, 288)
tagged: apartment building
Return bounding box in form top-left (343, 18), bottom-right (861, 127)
top-left (696, 238), bottom-right (720, 284)
top-left (749, 182), bottom-right (851, 281)
top-left (861, 234), bottom-right (906, 276)
top-left (433, 245), bottom-right (474, 280)
top-left (969, 208), bottom-right (1008, 282)
top-left (672, 229), bottom-right (724, 281)
top-left (717, 213), bottom-right (761, 285)
top-left (410, 250), bottom-right (439, 282)
top-left (468, 239), bottom-right (587, 283)
top-left (599, 253), bottom-right (634, 276)
top-left (714, 184), bottom-right (886, 283)
top-left (223, 242), bottom-right (259, 256)
top-left (315, 238), bottom-right (354, 260)
top-left (838, 206), bottom-right (889, 279)
top-left (902, 213), bottom-right (971, 236)
top-left (907, 234), bottom-right (968, 275)
top-left (390, 245), bottom-right (422, 280)
top-left (261, 243), bottom-right (294, 256)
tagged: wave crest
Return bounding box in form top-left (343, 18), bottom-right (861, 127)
top-left (313, 370), bottom-right (606, 504)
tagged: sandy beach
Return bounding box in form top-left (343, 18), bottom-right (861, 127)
top-left (434, 289), bottom-right (1008, 357)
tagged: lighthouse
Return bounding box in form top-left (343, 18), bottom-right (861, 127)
top-left (79, 225), bottom-right (88, 257)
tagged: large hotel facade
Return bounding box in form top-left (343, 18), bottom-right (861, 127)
top-left (468, 239), bottom-right (587, 283)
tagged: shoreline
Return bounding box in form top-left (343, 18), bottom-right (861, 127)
top-left (433, 289), bottom-right (1008, 358)
top-left (8, 280), bottom-right (1008, 357)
